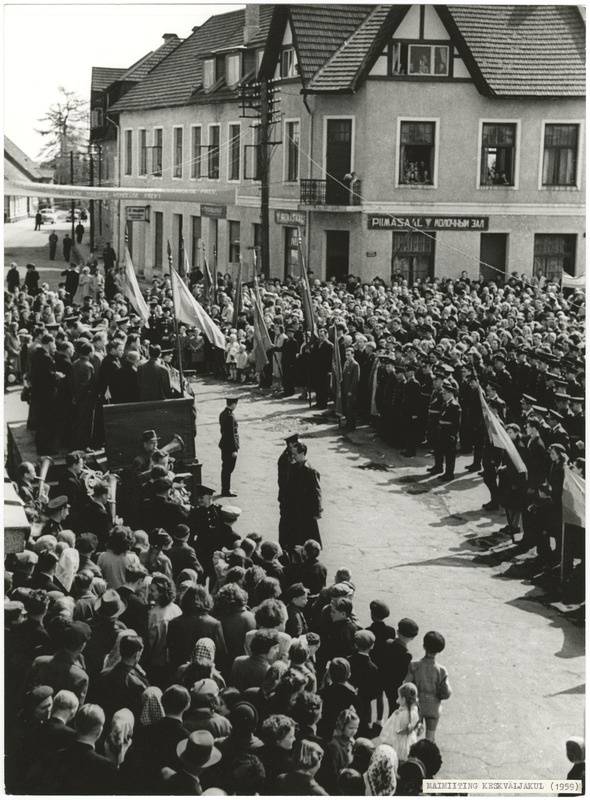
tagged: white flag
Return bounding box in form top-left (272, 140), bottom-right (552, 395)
top-left (170, 266), bottom-right (225, 350)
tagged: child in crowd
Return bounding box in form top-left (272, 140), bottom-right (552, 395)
top-left (379, 681), bottom-right (424, 761)
top-left (406, 631), bottom-right (451, 742)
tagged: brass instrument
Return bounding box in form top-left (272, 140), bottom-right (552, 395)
top-left (161, 434), bottom-right (185, 456)
top-left (81, 466), bottom-right (104, 493)
top-left (36, 456), bottom-right (54, 504)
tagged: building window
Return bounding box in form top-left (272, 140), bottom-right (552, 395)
top-left (533, 234), bottom-right (576, 281)
top-left (208, 125), bottom-right (220, 179)
top-left (124, 130), bottom-right (133, 176)
top-left (152, 128), bottom-right (163, 177)
top-left (229, 221), bottom-right (241, 263)
top-left (392, 43), bottom-right (450, 76)
top-left (228, 124), bottom-right (240, 181)
top-left (480, 123), bottom-right (516, 186)
top-left (286, 120), bottom-right (300, 182)
top-left (139, 130), bottom-right (147, 175)
top-left (280, 47), bottom-right (297, 78)
top-left (542, 124), bottom-right (578, 187)
top-left (191, 126), bottom-right (202, 179)
top-left (392, 232), bottom-right (435, 283)
top-left (203, 58), bottom-right (215, 89)
top-left (91, 108), bottom-right (103, 128)
top-left (173, 128), bottom-right (183, 178)
top-left (226, 54), bottom-right (241, 86)
top-left (399, 121), bottom-right (435, 185)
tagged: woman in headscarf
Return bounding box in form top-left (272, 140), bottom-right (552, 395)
top-left (364, 744), bottom-right (399, 796)
top-left (138, 686), bottom-right (164, 727)
top-left (103, 708), bottom-right (135, 766)
top-left (174, 637), bottom-right (226, 690)
top-left (102, 628), bottom-right (140, 672)
top-left (55, 531), bottom-right (79, 592)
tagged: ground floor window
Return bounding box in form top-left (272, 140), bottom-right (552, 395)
top-left (533, 234), bottom-right (576, 282)
top-left (284, 226), bottom-right (299, 280)
top-left (391, 231), bottom-right (435, 282)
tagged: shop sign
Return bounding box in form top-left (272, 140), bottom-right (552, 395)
top-left (366, 251), bottom-right (377, 257)
top-left (126, 206), bottom-right (149, 222)
top-left (274, 209), bottom-right (306, 228)
top-left (201, 204), bottom-right (227, 219)
top-left (368, 215), bottom-right (489, 231)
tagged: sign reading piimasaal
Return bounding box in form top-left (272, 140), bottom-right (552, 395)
top-left (368, 215), bottom-right (489, 231)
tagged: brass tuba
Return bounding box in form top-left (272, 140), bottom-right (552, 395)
top-left (36, 456), bottom-right (54, 503)
top-left (161, 434), bottom-right (185, 456)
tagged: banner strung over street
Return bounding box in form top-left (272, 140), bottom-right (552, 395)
top-left (5, 178), bottom-right (235, 205)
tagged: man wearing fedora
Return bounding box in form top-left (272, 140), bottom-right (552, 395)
top-left (219, 397), bottom-right (240, 497)
top-left (83, 589), bottom-right (127, 685)
top-left (159, 729), bottom-right (221, 794)
top-left (132, 429), bottom-right (160, 477)
top-left (277, 433), bottom-right (298, 550)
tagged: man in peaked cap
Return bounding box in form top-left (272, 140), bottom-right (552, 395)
top-left (428, 381), bottom-right (461, 481)
top-left (277, 434), bottom-right (299, 550)
top-left (219, 398), bottom-right (240, 497)
top-left (543, 408), bottom-right (570, 449)
top-left (189, 486), bottom-right (240, 580)
top-left (40, 496), bottom-right (70, 538)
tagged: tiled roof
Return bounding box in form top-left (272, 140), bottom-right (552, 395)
top-left (445, 5), bottom-right (585, 96)
top-left (289, 5), bottom-right (374, 84)
top-left (118, 35), bottom-right (182, 82)
top-left (91, 66), bottom-right (126, 93)
top-left (4, 136), bottom-right (42, 180)
top-left (307, 5), bottom-right (405, 92)
top-left (110, 7), bottom-right (274, 112)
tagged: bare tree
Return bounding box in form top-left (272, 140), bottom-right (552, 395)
top-left (36, 87), bottom-right (89, 183)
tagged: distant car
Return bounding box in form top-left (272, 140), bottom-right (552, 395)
top-left (40, 208), bottom-right (57, 224)
top-left (65, 209), bottom-right (80, 222)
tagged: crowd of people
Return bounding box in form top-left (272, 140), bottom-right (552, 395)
top-left (3, 251), bottom-right (586, 794)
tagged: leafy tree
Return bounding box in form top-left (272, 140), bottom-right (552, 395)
top-left (36, 87), bottom-right (89, 184)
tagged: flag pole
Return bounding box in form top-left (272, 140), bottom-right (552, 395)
top-left (298, 236), bottom-right (313, 409)
top-left (167, 240), bottom-right (185, 393)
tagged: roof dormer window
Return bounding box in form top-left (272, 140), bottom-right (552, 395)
top-left (280, 47), bottom-right (297, 78)
top-left (203, 58), bottom-right (215, 89)
top-left (226, 53), bottom-right (241, 87)
top-left (392, 42), bottom-right (450, 77)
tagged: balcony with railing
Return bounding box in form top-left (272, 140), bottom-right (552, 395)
top-left (300, 178), bottom-right (362, 207)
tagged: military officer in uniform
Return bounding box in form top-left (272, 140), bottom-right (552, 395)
top-left (287, 441), bottom-right (322, 547)
top-left (278, 433), bottom-right (298, 551)
top-left (189, 485), bottom-right (239, 581)
top-left (426, 370), bottom-right (445, 448)
top-left (219, 398), bottom-right (239, 497)
top-left (544, 408), bottom-right (570, 449)
top-left (40, 495), bottom-right (70, 537)
top-left (428, 381), bottom-right (461, 481)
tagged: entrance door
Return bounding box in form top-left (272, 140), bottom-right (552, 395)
top-left (480, 233), bottom-right (507, 282)
top-left (325, 119), bottom-right (352, 204)
top-left (326, 230), bottom-right (350, 281)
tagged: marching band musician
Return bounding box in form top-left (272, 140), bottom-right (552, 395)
top-left (132, 430), bottom-right (160, 481)
top-left (16, 462), bottom-right (39, 509)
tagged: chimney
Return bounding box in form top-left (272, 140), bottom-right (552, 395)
top-left (244, 4), bottom-right (260, 45)
top-left (162, 33), bottom-right (176, 41)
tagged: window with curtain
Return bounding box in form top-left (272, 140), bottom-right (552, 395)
top-left (399, 121), bottom-right (435, 185)
top-left (542, 124), bottom-right (578, 186)
top-left (286, 120), bottom-right (300, 182)
top-left (124, 130), bottom-right (133, 176)
top-left (173, 128), bottom-right (183, 178)
top-left (533, 234), bottom-right (576, 281)
top-left (480, 123), bottom-right (516, 186)
top-left (152, 129), bottom-right (163, 177)
top-left (208, 125), bottom-right (220, 179)
top-left (139, 130), bottom-right (147, 175)
top-left (229, 124), bottom-right (240, 181)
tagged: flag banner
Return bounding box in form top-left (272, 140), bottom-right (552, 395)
top-left (332, 330), bottom-right (343, 416)
top-left (123, 245), bottom-right (150, 324)
top-left (202, 249), bottom-right (214, 306)
top-left (297, 238), bottom-right (318, 337)
top-left (562, 466), bottom-right (585, 528)
top-left (232, 260), bottom-right (243, 328)
top-left (179, 237), bottom-right (186, 279)
top-left (170, 266), bottom-right (225, 350)
top-left (479, 387), bottom-right (527, 475)
top-left (252, 277), bottom-right (273, 372)
top-left (562, 273), bottom-right (585, 289)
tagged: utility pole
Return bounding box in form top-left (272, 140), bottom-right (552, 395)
top-left (259, 79), bottom-right (271, 278)
top-left (89, 148), bottom-right (95, 252)
top-left (97, 145), bottom-right (102, 237)
top-left (69, 151), bottom-right (75, 240)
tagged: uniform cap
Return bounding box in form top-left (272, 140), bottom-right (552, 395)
top-left (284, 434), bottom-right (299, 445)
top-left (546, 408), bottom-right (563, 420)
top-left (194, 485), bottom-right (215, 497)
top-left (47, 495), bottom-right (68, 512)
top-left (226, 397), bottom-right (240, 404)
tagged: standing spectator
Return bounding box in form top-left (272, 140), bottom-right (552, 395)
top-left (75, 221), bottom-right (85, 244)
top-left (406, 631), bottom-right (452, 742)
top-left (341, 346), bottom-right (360, 431)
top-left (146, 572), bottom-right (181, 683)
top-left (379, 681), bottom-right (424, 761)
top-left (34, 210), bottom-right (42, 230)
top-left (288, 441), bottom-right (323, 548)
top-left (6, 261), bottom-right (20, 291)
top-left (62, 234), bottom-right (73, 262)
top-left (61, 263), bottom-right (79, 302)
top-left (347, 630), bottom-right (379, 737)
top-left (48, 230), bottom-right (58, 260)
top-left (26, 621), bottom-right (91, 704)
top-left (97, 527), bottom-right (142, 590)
top-left (214, 582), bottom-right (256, 664)
top-left (24, 262), bottom-right (40, 295)
top-left (382, 617), bottom-right (419, 715)
top-left (102, 242), bottom-right (117, 271)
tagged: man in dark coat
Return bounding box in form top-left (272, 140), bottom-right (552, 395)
top-left (35, 210), bottom-right (43, 230)
top-left (288, 441), bottom-right (322, 548)
top-left (62, 234), bottom-right (73, 262)
top-left (29, 334), bottom-right (61, 454)
top-left (313, 328), bottom-right (334, 409)
top-left (341, 347), bottom-right (360, 431)
top-left (281, 328), bottom-right (300, 397)
top-left (57, 451), bottom-right (89, 513)
top-left (26, 621), bottom-right (91, 704)
top-left (381, 617), bottom-right (419, 713)
top-left (98, 339), bottom-right (124, 404)
top-left (48, 231), bottom-right (58, 260)
top-left (189, 486), bottom-right (240, 580)
top-left (277, 433), bottom-right (298, 551)
top-left (168, 524), bottom-right (203, 581)
top-left (75, 222), bottom-right (85, 244)
top-left (137, 344), bottom-right (172, 401)
top-left (6, 261), bottom-right (20, 291)
top-left (141, 477), bottom-right (189, 532)
top-left (116, 350), bottom-right (141, 403)
top-left (24, 262), bottom-right (40, 295)
top-left (401, 364), bottom-right (421, 457)
top-left (219, 398), bottom-right (239, 497)
top-left (428, 382), bottom-right (461, 481)
top-left (117, 565), bottom-right (149, 641)
top-left (61, 264), bottom-right (79, 301)
top-left (97, 635), bottom-right (149, 720)
top-left (102, 242), bottom-right (117, 271)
